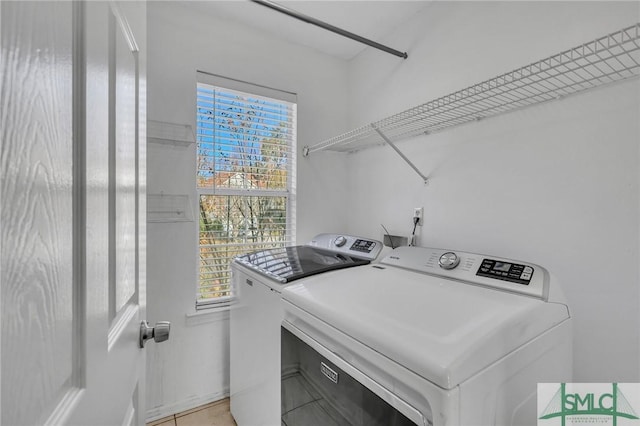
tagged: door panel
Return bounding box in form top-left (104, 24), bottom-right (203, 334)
top-left (112, 5), bottom-right (138, 317)
top-left (1, 2), bottom-right (77, 425)
top-left (1, 1), bottom-right (147, 424)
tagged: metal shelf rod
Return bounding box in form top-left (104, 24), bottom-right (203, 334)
top-left (251, 0), bottom-right (408, 59)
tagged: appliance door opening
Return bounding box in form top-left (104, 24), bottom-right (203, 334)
top-left (281, 325), bottom-right (425, 426)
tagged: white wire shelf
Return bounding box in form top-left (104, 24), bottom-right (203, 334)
top-left (303, 23), bottom-right (640, 156)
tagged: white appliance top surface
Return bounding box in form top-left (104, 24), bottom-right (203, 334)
top-left (281, 247), bottom-right (570, 389)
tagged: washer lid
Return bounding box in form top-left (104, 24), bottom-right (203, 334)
top-left (281, 263), bottom-right (570, 389)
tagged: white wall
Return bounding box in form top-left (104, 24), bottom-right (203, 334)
top-left (345, 1), bottom-right (640, 382)
top-left (146, 1), bottom-right (350, 419)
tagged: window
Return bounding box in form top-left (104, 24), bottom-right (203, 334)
top-left (196, 72), bottom-right (297, 308)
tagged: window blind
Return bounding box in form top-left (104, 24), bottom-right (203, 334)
top-left (196, 76), bottom-right (297, 307)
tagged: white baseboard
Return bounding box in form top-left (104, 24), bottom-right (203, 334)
top-left (145, 388), bottom-right (230, 423)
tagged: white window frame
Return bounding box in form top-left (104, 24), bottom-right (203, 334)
top-left (195, 72), bottom-right (297, 309)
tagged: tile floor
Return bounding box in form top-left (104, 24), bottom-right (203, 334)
top-left (147, 398), bottom-right (237, 426)
top-left (281, 372), bottom-right (348, 426)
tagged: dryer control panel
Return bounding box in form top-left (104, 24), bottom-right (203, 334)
top-left (308, 233), bottom-right (383, 261)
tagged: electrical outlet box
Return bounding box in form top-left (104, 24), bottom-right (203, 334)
top-left (413, 207), bottom-right (424, 226)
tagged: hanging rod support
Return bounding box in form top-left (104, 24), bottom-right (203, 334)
top-left (250, 0), bottom-right (408, 59)
top-left (372, 126), bottom-right (429, 185)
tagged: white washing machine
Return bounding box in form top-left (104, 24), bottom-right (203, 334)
top-left (280, 246), bottom-right (573, 426)
top-left (230, 233), bottom-right (383, 426)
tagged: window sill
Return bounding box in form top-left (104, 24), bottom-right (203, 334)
top-left (185, 306), bottom-right (230, 326)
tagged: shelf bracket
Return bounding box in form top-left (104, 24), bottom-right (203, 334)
top-left (372, 125), bottom-right (429, 185)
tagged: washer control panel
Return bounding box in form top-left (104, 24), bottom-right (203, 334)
top-left (476, 259), bottom-right (533, 285)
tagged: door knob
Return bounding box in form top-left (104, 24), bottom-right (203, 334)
top-left (139, 320), bottom-right (171, 348)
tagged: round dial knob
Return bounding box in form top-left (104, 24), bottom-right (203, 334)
top-left (334, 236), bottom-right (347, 247)
top-left (438, 252), bottom-right (460, 270)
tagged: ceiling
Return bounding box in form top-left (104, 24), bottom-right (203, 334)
top-left (183, 1), bottom-right (430, 60)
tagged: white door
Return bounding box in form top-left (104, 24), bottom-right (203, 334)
top-left (1, 1), bottom-right (156, 425)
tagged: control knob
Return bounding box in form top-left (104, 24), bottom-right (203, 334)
top-left (438, 252), bottom-right (460, 270)
top-left (334, 236), bottom-right (347, 247)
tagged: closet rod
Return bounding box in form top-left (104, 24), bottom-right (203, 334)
top-left (250, 0), bottom-right (408, 59)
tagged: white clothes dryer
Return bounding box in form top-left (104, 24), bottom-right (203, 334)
top-left (280, 246), bottom-right (573, 426)
top-left (230, 233), bottom-right (383, 426)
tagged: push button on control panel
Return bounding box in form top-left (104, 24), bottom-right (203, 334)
top-left (476, 258), bottom-right (533, 285)
top-left (520, 266), bottom-right (533, 280)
